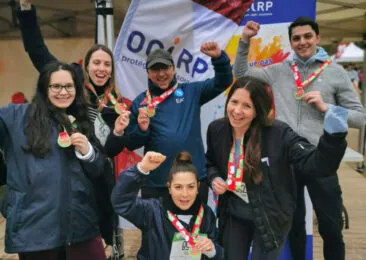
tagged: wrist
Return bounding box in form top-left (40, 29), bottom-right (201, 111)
top-left (137, 162), bottom-right (150, 175)
top-left (113, 128), bottom-right (124, 136)
top-left (241, 36), bottom-right (250, 43)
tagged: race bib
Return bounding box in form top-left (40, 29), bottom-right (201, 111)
top-left (169, 233), bottom-right (206, 259)
top-left (234, 182), bottom-right (250, 203)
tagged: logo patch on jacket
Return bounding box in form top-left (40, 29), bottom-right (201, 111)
top-left (174, 88), bottom-right (184, 98)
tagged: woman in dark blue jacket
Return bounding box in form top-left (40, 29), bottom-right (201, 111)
top-left (0, 62), bottom-right (106, 259)
top-left (206, 77), bottom-right (348, 260)
top-left (111, 151), bottom-right (224, 259)
top-left (17, 0), bottom-right (132, 248)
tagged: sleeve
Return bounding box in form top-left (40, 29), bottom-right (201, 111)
top-left (332, 68), bottom-right (366, 129)
top-left (79, 147), bottom-right (106, 179)
top-left (199, 51), bottom-right (233, 105)
top-left (233, 39), bottom-right (274, 84)
top-left (0, 146), bottom-right (6, 186)
top-left (203, 208), bottom-right (224, 260)
top-left (0, 105), bottom-right (13, 150)
top-left (124, 98), bottom-right (149, 151)
top-left (111, 165), bottom-right (155, 230)
top-left (284, 125), bottom-right (347, 179)
top-left (104, 132), bottom-right (135, 157)
top-left (17, 6), bottom-right (58, 72)
top-left (205, 123), bottom-right (223, 187)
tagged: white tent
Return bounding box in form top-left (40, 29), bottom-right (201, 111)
top-left (333, 42), bottom-right (364, 63)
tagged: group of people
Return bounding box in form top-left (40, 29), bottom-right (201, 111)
top-left (0, 1), bottom-right (364, 260)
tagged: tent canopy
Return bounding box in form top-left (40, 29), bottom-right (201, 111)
top-left (333, 42), bottom-right (364, 63)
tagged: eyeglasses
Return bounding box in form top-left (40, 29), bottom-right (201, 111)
top-left (49, 83), bottom-right (75, 93)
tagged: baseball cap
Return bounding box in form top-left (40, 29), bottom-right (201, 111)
top-left (146, 49), bottom-right (174, 69)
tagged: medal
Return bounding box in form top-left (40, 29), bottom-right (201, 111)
top-left (114, 102), bottom-right (127, 114)
top-left (167, 205), bottom-right (204, 253)
top-left (145, 106), bottom-right (156, 117)
top-left (141, 83), bottom-right (179, 117)
top-left (291, 58), bottom-right (331, 100)
top-left (58, 131), bottom-right (72, 148)
top-left (295, 88), bottom-right (304, 99)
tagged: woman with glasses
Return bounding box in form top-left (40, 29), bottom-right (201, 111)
top-left (17, 0), bottom-right (131, 250)
top-left (0, 62), bottom-right (107, 259)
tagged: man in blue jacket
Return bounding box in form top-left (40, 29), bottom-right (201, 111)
top-left (108, 41), bottom-right (233, 203)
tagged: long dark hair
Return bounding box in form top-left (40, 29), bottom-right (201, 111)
top-left (225, 77), bottom-right (273, 184)
top-left (23, 62), bottom-right (99, 157)
top-left (167, 151), bottom-right (198, 186)
top-left (84, 44), bottom-right (122, 106)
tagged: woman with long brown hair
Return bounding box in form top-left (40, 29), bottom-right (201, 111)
top-left (206, 77), bottom-right (348, 259)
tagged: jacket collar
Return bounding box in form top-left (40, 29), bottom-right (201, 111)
top-left (148, 75), bottom-right (178, 96)
top-left (292, 46), bottom-right (329, 66)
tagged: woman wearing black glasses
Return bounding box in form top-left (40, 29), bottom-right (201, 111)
top-left (0, 62), bottom-right (107, 259)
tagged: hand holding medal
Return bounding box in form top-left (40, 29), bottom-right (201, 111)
top-left (57, 115), bottom-right (78, 148)
top-left (138, 107), bottom-right (150, 132)
top-left (194, 237), bottom-right (214, 254)
top-left (301, 90), bottom-right (328, 112)
top-left (114, 110), bottom-right (131, 135)
top-left (70, 133), bottom-right (90, 155)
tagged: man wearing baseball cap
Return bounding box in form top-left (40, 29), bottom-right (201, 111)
top-left (107, 41), bottom-right (233, 202)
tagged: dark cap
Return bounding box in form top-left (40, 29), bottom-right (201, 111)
top-left (146, 49), bottom-right (174, 69)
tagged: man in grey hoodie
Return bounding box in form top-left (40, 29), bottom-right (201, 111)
top-left (233, 17), bottom-right (366, 260)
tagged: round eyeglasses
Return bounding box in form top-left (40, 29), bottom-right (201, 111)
top-left (49, 83), bottom-right (75, 93)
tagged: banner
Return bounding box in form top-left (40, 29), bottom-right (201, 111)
top-left (114, 0), bottom-right (253, 172)
top-left (113, 0), bottom-right (254, 228)
top-left (114, 0), bottom-right (316, 259)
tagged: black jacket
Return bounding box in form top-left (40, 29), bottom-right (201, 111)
top-left (206, 118), bottom-right (347, 250)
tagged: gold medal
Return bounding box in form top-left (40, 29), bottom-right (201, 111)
top-left (295, 88), bottom-right (304, 100)
top-left (58, 131), bottom-right (72, 148)
top-left (114, 103), bottom-right (127, 115)
top-left (146, 106), bottom-right (156, 117)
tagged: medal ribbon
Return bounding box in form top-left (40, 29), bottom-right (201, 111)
top-left (167, 205), bottom-right (204, 247)
top-left (85, 82), bottom-right (126, 113)
top-left (143, 83), bottom-right (178, 109)
top-left (227, 137), bottom-right (245, 192)
top-left (291, 58), bottom-right (331, 98)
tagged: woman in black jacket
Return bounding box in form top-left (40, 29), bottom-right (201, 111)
top-left (206, 77), bottom-right (348, 260)
top-left (111, 151), bottom-right (224, 259)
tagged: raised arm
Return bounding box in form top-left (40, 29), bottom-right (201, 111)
top-left (17, 0), bottom-right (58, 72)
top-left (111, 152), bottom-right (166, 230)
top-left (233, 21), bottom-right (274, 84)
top-left (198, 41), bottom-right (233, 105)
top-left (288, 106), bottom-right (348, 178)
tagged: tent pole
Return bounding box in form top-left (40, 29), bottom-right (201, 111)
top-left (95, 0), bottom-right (106, 45)
top-left (106, 0), bottom-right (115, 50)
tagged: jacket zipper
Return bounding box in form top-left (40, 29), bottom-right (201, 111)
top-left (258, 192), bottom-right (279, 248)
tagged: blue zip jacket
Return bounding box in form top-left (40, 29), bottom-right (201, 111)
top-left (111, 165), bottom-right (224, 259)
top-left (0, 104), bottom-right (105, 253)
top-left (124, 52), bottom-right (233, 187)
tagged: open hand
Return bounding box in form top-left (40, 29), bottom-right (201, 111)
top-left (138, 108), bottom-right (150, 132)
top-left (114, 110), bottom-right (131, 135)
